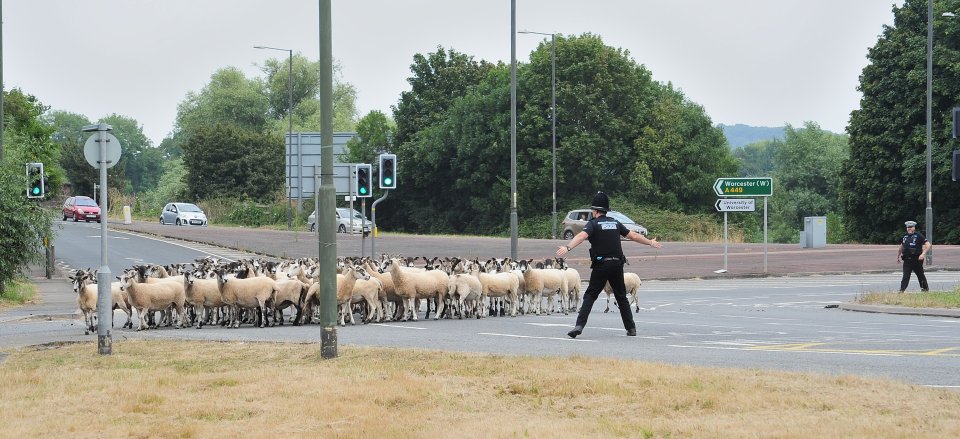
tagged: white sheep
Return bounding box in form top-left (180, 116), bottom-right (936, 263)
top-left (470, 261), bottom-right (519, 317)
top-left (214, 267), bottom-right (275, 328)
top-left (388, 258), bottom-right (449, 321)
top-left (519, 260), bottom-right (568, 315)
top-left (69, 269), bottom-right (132, 334)
top-left (119, 267), bottom-right (187, 331)
top-left (447, 273), bottom-right (484, 319)
top-left (183, 270), bottom-right (225, 329)
top-left (604, 272), bottom-right (643, 313)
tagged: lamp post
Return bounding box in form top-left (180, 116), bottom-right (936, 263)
top-left (510, 0), bottom-right (517, 260)
top-left (254, 45), bottom-right (294, 230)
top-left (519, 30), bottom-right (557, 239)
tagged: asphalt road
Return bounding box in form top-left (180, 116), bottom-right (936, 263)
top-left (7, 220), bottom-right (957, 389)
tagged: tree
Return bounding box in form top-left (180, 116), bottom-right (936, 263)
top-left (259, 55), bottom-right (358, 133)
top-left (173, 67), bottom-right (270, 148)
top-left (180, 124), bottom-right (283, 201)
top-left (343, 110), bottom-right (395, 165)
top-left (733, 139), bottom-right (778, 177)
top-left (99, 114), bottom-right (159, 194)
top-left (841, 0), bottom-right (960, 244)
top-left (768, 123), bottom-right (849, 242)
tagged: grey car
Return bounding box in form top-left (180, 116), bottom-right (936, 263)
top-left (308, 207), bottom-right (371, 235)
top-left (560, 209), bottom-right (647, 240)
top-left (160, 202), bottom-right (208, 226)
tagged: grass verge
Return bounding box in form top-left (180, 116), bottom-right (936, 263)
top-left (1, 340), bottom-right (958, 438)
top-left (856, 288), bottom-right (960, 308)
top-left (0, 279), bottom-right (37, 310)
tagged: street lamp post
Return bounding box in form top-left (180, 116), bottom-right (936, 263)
top-left (926, 1), bottom-right (934, 265)
top-left (255, 45), bottom-right (294, 230)
top-left (519, 30), bottom-right (557, 239)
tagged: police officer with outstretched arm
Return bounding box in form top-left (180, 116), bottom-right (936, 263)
top-left (556, 192), bottom-right (662, 338)
top-left (897, 220), bottom-right (931, 292)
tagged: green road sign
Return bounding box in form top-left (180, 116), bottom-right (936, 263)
top-left (713, 177), bottom-right (772, 197)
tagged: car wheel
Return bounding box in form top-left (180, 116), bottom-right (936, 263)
top-left (563, 230), bottom-right (574, 240)
top-left (159, 217), bottom-right (164, 225)
top-left (97, 219), bottom-right (101, 223)
top-left (338, 224), bottom-right (346, 233)
top-left (309, 223), bottom-right (316, 232)
top-left (176, 218), bottom-right (182, 226)
top-left (62, 214), bottom-right (67, 221)
top-left (73, 215), bottom-right (79, 222)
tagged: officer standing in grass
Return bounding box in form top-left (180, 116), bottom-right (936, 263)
top-left (897, 220), bottom-right (931, 292)
top-left (557, 191), bottom-right (662, 338)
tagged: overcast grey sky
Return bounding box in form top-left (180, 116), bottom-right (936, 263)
top-left (5, 0), bottom-right (902, 146)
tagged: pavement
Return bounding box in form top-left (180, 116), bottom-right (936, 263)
top-left (2, 219), bottom-right (957, 351)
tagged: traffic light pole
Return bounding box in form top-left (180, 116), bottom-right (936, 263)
top-left (370, 190), bottom-right (389, 258)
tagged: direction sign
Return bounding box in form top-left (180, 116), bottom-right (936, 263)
top-left (713, 177), bottom-right (772, 197)
top-left (715, 198), bottom-right (755, 212)
top-left (83, 133), bottom-right (123, 169)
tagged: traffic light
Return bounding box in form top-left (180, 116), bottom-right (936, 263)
top-left (953, 107), bottom-right (960, 139)
top-left (355, 164), bottom-right (372, 197)
top-left (379, 153), bottom-right (397, 189)
top-left (26, 162), bottom-right (45, 199)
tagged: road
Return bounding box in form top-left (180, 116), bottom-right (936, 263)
top-left (6, 220), bottom-right (959, 389)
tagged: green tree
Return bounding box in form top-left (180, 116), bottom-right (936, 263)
top-left (841, 0), bottom-right (960, 244)
top-left (343, 110), bottom-right (395, 165)
top-left (99, 114), bottom-right (159, 194)
top-left (259, 55), bottom-right (358, 133)
top-left (173, 67), bottom-right (270, 147)
top-left (768, 122), bottom-right (849, 242)
top-left (180, 124), bottom-right (283, 201)
top-left (733, 139), bottom-right (778, 177)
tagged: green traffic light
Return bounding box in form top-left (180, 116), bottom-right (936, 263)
top-left (384, 177), bottom-right (392, 186)
top-left (359, 187), bottom-right (367, 194)
top-left (31, 186), bottom-right (40, 195)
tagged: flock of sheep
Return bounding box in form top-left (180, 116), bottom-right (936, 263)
top-left (69, 255), bottom-right (645, 332)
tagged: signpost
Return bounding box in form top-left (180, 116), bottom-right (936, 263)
top-left (713, 177), bottom-right (772, 197)
top-left (714, 177), bottom-right (772, 274)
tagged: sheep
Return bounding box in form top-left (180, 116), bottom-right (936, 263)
top-left (271, 277), bottom-right (308, 326)
top-left (298, 264), bottom-right (370, 326)
top-left (447, 273), bottom-right (484, 319)
top-left (519, 259), bottom-right (569, 315)
top-left (119, 266), bottom-right (187, 331)
top-left (388, 258), bottom-right (449, 321)
top-left (69, 269), bottom-right (133, 334)
top-left (350, 276), bottom-right (385, 323)
top-left (214, 267), bottom-right (275, 328)
top-left (470, 260), bottom-right (519, 317)
top-left (555, 258), bottom-right (582, 312)
top-left (604, 272), bottom-right (643, 313)
top-left (364, 260), bottom-right (402, 321)
top-left (183, 270), bottom-right (225, 328)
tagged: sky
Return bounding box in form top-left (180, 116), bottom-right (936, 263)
top-left (4, 0), bottom-right (903, 146)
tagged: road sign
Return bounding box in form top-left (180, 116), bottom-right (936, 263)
top-left (715, 198), bottom-right (755, 212)
top-left (713, 177), bottom-right (772, 197)
top-left (83, 133), bottom-right (122, 169)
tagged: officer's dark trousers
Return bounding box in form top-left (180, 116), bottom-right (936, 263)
top-left (900, 257), bottom-right (929, 292)
top-left (574, 260), bottom-right (635, 331)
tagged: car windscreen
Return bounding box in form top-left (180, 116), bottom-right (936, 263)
top-left (607, 212), bottom-right (635, 224)
top-left (177, 204), bottom-right (202, 212)
top-left (76, 198), bottom-right (98, 207)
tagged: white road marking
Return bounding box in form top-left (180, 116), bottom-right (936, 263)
top-left (479, 332), bottom-right (595, 342)
top-left (371, 323), bottom-right (428, 330)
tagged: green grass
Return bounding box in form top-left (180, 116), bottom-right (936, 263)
top-left (0, 279), bottom-right (37, 308)
top-left (856, 286), bottom-right (960, 308)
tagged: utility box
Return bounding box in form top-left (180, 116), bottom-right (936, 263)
top-left (800, 216), bottom-right (827, 248)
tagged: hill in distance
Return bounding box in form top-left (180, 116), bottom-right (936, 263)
top-left (718, 124), bottom-right (785, 148)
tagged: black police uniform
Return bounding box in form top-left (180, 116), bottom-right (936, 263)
top-left (571, 214), bottom-right (635, 335)
top-left (900, 231), bottom-right (929, 292)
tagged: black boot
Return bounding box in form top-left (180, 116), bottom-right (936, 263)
top-left (568, 326), bottom-right (583, 338)
top-left (626, 328), bottom-right (636, 336)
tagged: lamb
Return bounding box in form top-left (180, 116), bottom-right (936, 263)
top-left (388, 258), bottom-right (449, 321)
top-left (271, 277), bottom-right (308, 326)
top-left (119, 266), bottom-right (187, 331)
top-left (364, 260), bottom-right (402, 321)
top-left (69, 269), bottom-right (133, 334)
top-left (604, 272), bottom-right (643, 313)
top-left (214, 267), bottom-right (275, 328)
top-left (350, 276), bottom-right (384, 323)
top-left (298, 264), bottom-right (370, 326)
top-left (555, 258), bottom-right (582, 312)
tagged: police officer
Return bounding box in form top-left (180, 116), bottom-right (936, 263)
top-left (556, 191), bottom-right (662, 338)
top-left (897, 220), bottom-right (931, 292)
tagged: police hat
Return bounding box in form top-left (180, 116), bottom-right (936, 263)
top-left (591, 191), bottom-right (610, 212)
top-left (905, 221), bottom-right (917, 227)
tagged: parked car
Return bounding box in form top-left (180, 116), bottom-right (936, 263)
top-left (159, 202), bottom-right (208, 226)
top-left (560, 209), bottom-right (647, 240)
top-left (62, 196), bottom-right (101, 223)
top-left (308, 208), bottom-right (371, 236)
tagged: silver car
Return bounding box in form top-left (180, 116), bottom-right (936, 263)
top-left (560, 209), bottom-right (647, 240)
top-left (308, 207), bottom-right (371, 235)
top-left (160, 202), bottom-right (208, 226)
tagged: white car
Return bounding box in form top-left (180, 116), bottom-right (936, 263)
top-left (160, 202), bottom-right (208, 226)
top-left (308, 208), bottom-right (370, 235)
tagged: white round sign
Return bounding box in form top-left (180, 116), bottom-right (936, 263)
top-left (83, 133), bottom-right (123, 169)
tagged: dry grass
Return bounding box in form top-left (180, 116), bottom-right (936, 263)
top-left (1, 340), bottom-right (958, 439)
top-left (857, 288), bottom-right (960, 308)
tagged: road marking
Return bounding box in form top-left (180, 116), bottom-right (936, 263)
top-left (371, 323), bottom-right (428, 330)
top-left (479, 332), bottom-right (595, 342)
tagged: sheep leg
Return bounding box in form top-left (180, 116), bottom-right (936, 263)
top-left (136, 306), bottom-right (148, 331)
